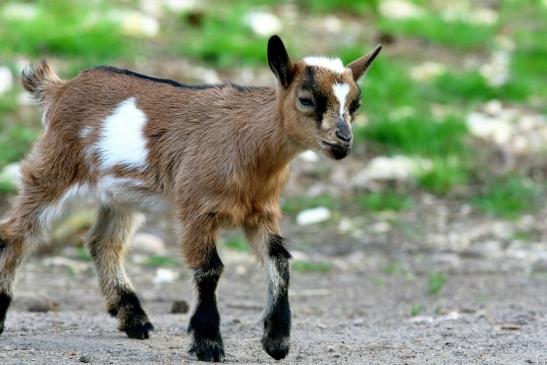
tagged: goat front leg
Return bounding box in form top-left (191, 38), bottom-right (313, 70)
top-left (183, 215), bottom-right (225, 362)
top-left (245, 217), bottom-right (291, 360)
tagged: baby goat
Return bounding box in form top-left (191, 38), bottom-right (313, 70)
top-left (0, 35), bottom-right (380, 362)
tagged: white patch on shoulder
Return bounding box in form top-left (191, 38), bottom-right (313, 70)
top-left (332, 83), bottom-right (350, 117)
top-left (96, 97), bottom-right (149, 170)
top-left (303, 56), bottom-right (346, 73)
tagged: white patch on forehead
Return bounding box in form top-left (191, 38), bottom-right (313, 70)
top-left (303, 56), bottom-right (346, 73)
top-left (97, 97), bottom-right (148, 170)
top-left (332, 83), bottom-right (350, 117)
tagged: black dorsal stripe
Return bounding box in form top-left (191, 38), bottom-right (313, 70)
top-left (91, 66), bottom-right (263, 92)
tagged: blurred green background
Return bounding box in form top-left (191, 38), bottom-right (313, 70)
top-left (0, 0), bottom-right (546, 231)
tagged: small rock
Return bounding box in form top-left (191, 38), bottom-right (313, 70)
top-left (496, 323), bottom-right (521, 331)
top-left (0, 162), bottom-right (21, 190)
top-left (371, 221), bottom-right (391, 234)
top-left (111, 10), bottom-right (159, 38)
top-left (0, 66), bottom-right (13, 94)
top-left (171, 300), bottom-right (189, 314)
top-left (244, 11), bottom-right (282, 37)
top-left (26, 297), bottom-right (59, 313)
top-left (466, 111), bottom-right (512, 144)
top-left (409, 62), bottom-right (446, 81)
top-left (131, 233), bottom-right (167, 254)
top-left (437, 311), bottom-right (461, 322)
top-left (480, 51), bottom-right (510, 87)
top-left (379, 0), bottom-right (424, 19)
top-left (42, 257), bottom-right (89, 274)
top-left (298, 150), bottom-right (320, 163)
top-left (290, 250), bottom-right (309, 261)
top-left (296, 207), bottom-right (331, 225)
top-left (153, 268), bottom-right (178, 285)
top-left (409, 315), bottom-right (434, 324)
top-left (352, 156), bottom-right (432, 187)
top-left (2, 3), bottom-right (37, 20)
top-left (79, 355), bottom-right (91, 363)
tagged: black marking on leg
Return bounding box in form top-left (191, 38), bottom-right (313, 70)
top-left (188, 249), bottom-right (225, 362)
top-left (268, 234), bottom-right (292, 259)
top-left (112, 290), bottom-right (154, 340)
top-left (0, 293), bottom-right (12, 335)
top-left (0, 237), bottom-right (7, 250)
top-left (262, 234), bottom-right (291, 360)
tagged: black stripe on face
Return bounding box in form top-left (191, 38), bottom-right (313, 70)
top-left (348, 87), bottom-right (362, 116)
top-left (303, 67), bottom-right (327, 124)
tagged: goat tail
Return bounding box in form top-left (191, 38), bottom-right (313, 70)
top-left (21, 60), bottom-right (64, 126)
top-left (21, 60), bottom-right (64, 103)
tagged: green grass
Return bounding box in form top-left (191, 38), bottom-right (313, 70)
top-left (512, 230), bottom-right (533, 242)
top-left (433, 71), bottom-right (530, 105)
top-left (224, 237), bottom-right (249, 252)
top-left (410, 304), bottom-right (424, 317)
top-left (75, 246), bottom-right (92, 262)
top-left (0, 0), bottom-right (130, 61)
top-left (427, 272), bottom-right (446, 295)
top-left (282, 194), bottom-right (337, 214)
top-left (177, 7), bottom-right (269, 68)
top-left (473, 176), bottom-right (542, 219)
top-left (0, 180), bottom-right (17, 194)
top-left (378, 13), bottom-right (498, 50)
top-left (292, 260), bottom-right (333, 273)
top-left (506, 7), bottom-right (547, 111)
top-left (358, 114), bottom-right (467, 157)
top-left (144, 255), bottom-right (179, 268)
top-left (417, 158), bottom-right (469, 195)
top-left (0, 96), bottom-right (37, 169)
top-left (298, 0), bottom-right (379, 14)
top-left (358, 191), bottom-right (413, 212)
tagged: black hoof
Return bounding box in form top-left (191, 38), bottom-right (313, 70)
top-left (262, 336), bottom-right (289, 360)
top-left (0, 322), bottom-right (4, 335)
top-left (122, 320), bottom-right (154, 340)
top-left (189, 338), bottom-right (225, 362)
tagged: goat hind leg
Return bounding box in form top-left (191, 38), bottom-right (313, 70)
top-left (0, 228), bottom-right (26, 335)
top-left (87, 205), bottom-right (153, 339)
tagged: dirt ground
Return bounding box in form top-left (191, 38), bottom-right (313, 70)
top-left (1, 225), bottom-right (547, 365)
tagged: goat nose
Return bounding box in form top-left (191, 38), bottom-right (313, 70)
top-left (336, 130), bottom-right (352, 142)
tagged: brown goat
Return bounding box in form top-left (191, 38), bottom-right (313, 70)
top-left (0, 35), bottom-right (381, 362)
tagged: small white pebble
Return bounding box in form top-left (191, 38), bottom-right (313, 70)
top-left (0, 66), bottom-right (13, 94)
top-left (297, 207), bottom-right (331, 225)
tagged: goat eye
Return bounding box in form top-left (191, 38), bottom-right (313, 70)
top-left (349, 100), bottom-right (361, 114)
top-left (298, 97), bottom-right (315, 107)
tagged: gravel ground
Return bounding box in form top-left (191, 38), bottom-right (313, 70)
top-left (1, 243), bottom-right (547, 365)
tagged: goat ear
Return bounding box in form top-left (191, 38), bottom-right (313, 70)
top-left (347, 44), bottom-right (382, 82)
top-left (268, 35), bottom-right (293, 88)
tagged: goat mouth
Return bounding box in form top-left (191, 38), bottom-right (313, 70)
top-left (320, 141), bottom-right (351, 160)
